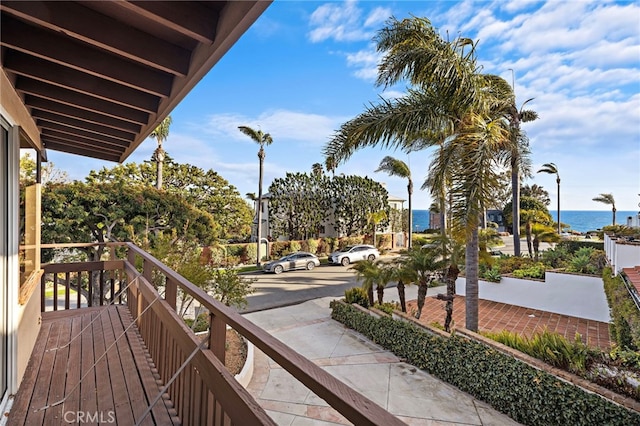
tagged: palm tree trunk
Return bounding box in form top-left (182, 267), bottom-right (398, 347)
top-left (556, 178), bottom-right (561, 234)
top-left (444, 264), bottom-right (459, 332)
top-left (397, 281), bottom-right (406, 312)
top-left (376, 285), bottom-right (384, 305)
top-left (415, 281), bottom-right (427, 319)
top-left (465, 227), bottom-right (479, 332)
top-left (612, 207), bottom-right (617, 226)
top-left (511, 157), bottom-right (521, 256)
top-left (367, 285), bottom-right (374, 307)
top-left (526, 222), bottom-right (533, 258)
top-left (407, 180), bottom-right (413, 248)
top-left (256, 148), bottom-right (265, 266)
top-left (533, 237), bottom-right (540, 262)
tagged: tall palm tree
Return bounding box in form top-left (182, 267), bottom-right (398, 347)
top-left (323, 17), bottom-right (517, 331)
top-left (325, 155), bottom-right (337, 177)
top-left (376, 156), bottom-right (413, 248)
top-left (537, 163), bottom-right (561, 234)
top-left (352, 259), bottom-right (379, 306)
top-left (311, 162), bottom-right (324, 177)
top-left (593, 193), bottom-right (617, 225)
top-left (530, 223), bottom-right (560, 261)
top-left (238, 126), bottom-right (273, 266)
top-left (504, 98), bottom-right (537, 256)
top-left (150, 116), bottom-right (172, 189)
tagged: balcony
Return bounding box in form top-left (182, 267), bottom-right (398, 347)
top-left (9, 243), bottom-right (403, 425)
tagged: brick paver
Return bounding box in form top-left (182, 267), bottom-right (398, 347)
top-left (406, 296), bottom-right (612, 350)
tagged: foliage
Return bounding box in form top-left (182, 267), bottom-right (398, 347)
top-left (511, 263), bottom-right (546, 280)
top-left (87, 159), bottom-right (253, 240)
top-left (184, 313), bottom-right (210, 333)
top-left (330, 301), bottom-right (639, 425)
top-left (307, 238), bottom-right (319, 255)
top-left (267, 172), bottom-right (332, 240)
top-left (344, 287), bottom-right (369, 308)
top-left (497, 256), bottom-right (536, 274)
top-left (521, 183), bottom-right (551, 206)
top-left (373, 301), bottom-right (400, 315)
top-left (541, 246), bottom-right (571, 269)
top-left (603, 268), bottom-right (640, 350)
top-left (243, 243), bottom-right (257, 264)
top-left (480, 264), bottom-right (502, 282)
top-left (483, 329), bottom-right (595, 375)
top-left (557, 240), bottom-right (604, 254)
top-left (289, 240), bottom-right (301, 252)
top-left (209, 268), bottom-right (256, 309)
top-left (42, 181), bottom-right (215, 260)
top-left (330, 175), bottom-right (390, 237)
top-left (567, 247), bottom-right (597, 274)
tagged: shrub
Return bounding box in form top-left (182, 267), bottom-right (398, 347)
top-left (373, 301), bottom-right (399, 315)
top-left (307, 238), bottom-right (319, 255)
top-left (243, 243), bottom-right (257, 264)
top-left (344, 287), bottom-right (369, 308)
top-left (603, 268), bottom-right (640, 350)
top-left (376, 234), bottom-right (391, 249)
top-left (330, 300), bottom-right (640, 425)
top-left (498, 256), bottom-right (535, 274)
top-left (512, 262), bottom-right (545, 279)
top-left (185, 313), bottom-right (209, 333)
top-left (541, 246), bottom-right (570, 269)
top-left (480, 264), bottom-right (502, 283)
top-left (557, 240), bottom-right (604, 254)
top-left (412, 235), bottom-right (429, 246)
top-left (289, 240), bottom-right (301, 253)
top-left (270, 241), bottom-right (290, 258)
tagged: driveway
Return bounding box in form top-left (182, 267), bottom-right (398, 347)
top-left (241, 264), bottom-right (361, 313)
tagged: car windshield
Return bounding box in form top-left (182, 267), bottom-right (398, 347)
top-left (343, 246), bottom-right (355, 251)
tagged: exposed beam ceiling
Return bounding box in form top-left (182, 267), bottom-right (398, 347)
top-left (1, 0), bottom-right (271, 161)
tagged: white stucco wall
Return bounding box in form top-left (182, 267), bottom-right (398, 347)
top-left (604, 234), bottom-right (640, 274)
top-left (455, 271), bottom-right (610, 322)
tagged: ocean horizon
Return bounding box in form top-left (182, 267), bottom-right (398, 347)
top-left (411, 209), bottom-right (639, 233)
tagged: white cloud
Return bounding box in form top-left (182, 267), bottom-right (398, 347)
top-left (308, 0), bottom-right (370, 42)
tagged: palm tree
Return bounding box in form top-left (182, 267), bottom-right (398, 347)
top-left (311, 162), bottom-right (324, 177)
top-left (352, 259), bottom-right (379, 306)
top-left (367, 210), bottom-right (388, 247)
top-left (537, 163), bottom-right (561, 234)
top-left (323, 17), bottom-right (517, 331)
top-left (325, 155), bottom-right (337, 177)
top-left (593, 193), bottom-right (617, 225)
top-left (150, 116), bottom-right (172, 189)
top-left (376, 156), bottom-right (413, 248)
top-left (398, 247), bottom-right (444, 319)
top-left (238, 126), bottom-right (273, 266)
top-left (530, 223), bottom-right (560, 261)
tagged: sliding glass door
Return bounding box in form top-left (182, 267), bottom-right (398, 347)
top-left (0, 122), bottom-right (9, 403)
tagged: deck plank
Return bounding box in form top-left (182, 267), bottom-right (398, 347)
top-left (7, 306), bottom-right (178, 425)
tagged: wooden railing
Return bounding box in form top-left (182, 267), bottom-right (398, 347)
top-left (40, 242), bottom-right (406, 426)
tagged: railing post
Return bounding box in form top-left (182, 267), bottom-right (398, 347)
top-left (209, 313), bottom-right (226, 365)
top-left (165, 277), bottom-right (177, 310)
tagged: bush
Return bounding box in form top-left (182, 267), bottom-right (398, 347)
top-left (344, 287), bottom-right (369, 308)
top-left (603, 268), bottom-right (640, 350)
top-left (184, 313), bottom-right (209, 333)
top-left (373, 301), bottom-right (399, 315)
top-left (243, 243), bottom-right (257, 263)
top-left (270, 241), bottom-right (290, 258)
top-left (307, 238), bottom-right (319, 255)
top-left (558, 240), bottom-right (604, 254)
top-left (541, 246), bottom-right (570, 269)
top-left (330, 300), bottom-right (639, 425)
top-left (289, 240), bottom-right (301, 253)
top-left (480, 264), bottom-right (502, 283)
top-left (498, 256), bottom-right (535, 274)
top-left (512, 262), bottom-right (545, 279)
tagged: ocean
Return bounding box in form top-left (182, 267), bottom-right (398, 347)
top-left (411, 210), bottom-right (639, 233)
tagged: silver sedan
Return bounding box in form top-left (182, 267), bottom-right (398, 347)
top-left (263, 251), bottom-right (321, 274)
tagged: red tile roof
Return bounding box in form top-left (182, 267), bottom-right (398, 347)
top-left (623, 266), bottom-right (640, 295)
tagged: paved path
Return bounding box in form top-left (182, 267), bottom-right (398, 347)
top-left (243, 288), bottom-right (522, 426)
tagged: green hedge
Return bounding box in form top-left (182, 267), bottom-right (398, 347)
top-left (558, 240), bottom-right (604, 253)
top-left (330, 301), bottom-right (639, 426)
top-left (603, 267), bottom-right (640, 350)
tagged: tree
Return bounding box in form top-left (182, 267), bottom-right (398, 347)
top-left (503, 196), bottom-right (552, 257)
top-left (367, 209), bottom-right (388, 247)
top-left (267, 172), bottom-right (332, 240)
top-left (150, 115), bottom-right (172, 190)
top-left (521, 184), bottom-right (550, 206)
top-left (20, 153), bottom-right (68, 185)
top-left (323, 17), bottom-right (517, 331)
top-left (87, 159), bottom-right (253, 240)
top-left (376, 156), bottom-right (413, 248)
top-left (329, 175), bottom-right (390, 237)
top-left (311, 162), bottom-right (324, 177)
top-left (352, 259), bottom-right (379, 306)
top-left (537, 163), bottom-right (561, 234)
top-left (398, 247), bottom-right (444, 319)
top-left (325, 155), bottom-right (337, 177)
top-left (530, 224), bottom-right (560, 261)
top-left (238, 126), bottom-right (273, 265)
top-left (593, 193), bottom-right (617, 225)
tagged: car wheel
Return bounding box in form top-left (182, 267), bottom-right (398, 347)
top-left (306, 262), bottom-right (315, 270)
top-left (341, 257), bottom-right (350, 266)
top-left (367, 254), bottom-right (376, 261)
top-left (274, 265), bottom-right (284, 274)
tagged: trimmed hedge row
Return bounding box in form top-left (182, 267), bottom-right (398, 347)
top-left (603, 267), bottom-right (640, 350)
top-left (330, 301), bottom-right (640, 426)
top-left (558, 240), bottom-right (604, 253)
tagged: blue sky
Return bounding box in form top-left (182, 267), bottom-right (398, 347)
top-left (47, 0), bottom-right (640, 211)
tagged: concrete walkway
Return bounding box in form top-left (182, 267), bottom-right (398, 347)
top-left (243, 287), bottom-right (521, 426)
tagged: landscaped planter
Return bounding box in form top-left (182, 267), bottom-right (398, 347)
top-left (330, 299), bottom-right (640, 426)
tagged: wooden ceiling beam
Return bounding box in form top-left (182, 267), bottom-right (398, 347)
top-left (5, 53), bottom-right (160, 113)
top-left (19, 80), bottom-right (150, 125)
top-left (1, 0), bottom-right (190, 76)
top-left (42, 131), bottom-right (126, 155)
top-left (31, 110), bottom-right (136, 142)
top-left (121, 1), bottom-right (219, 44)
top-left (37, 120), bottom-right (132, 148)
top-left (1, 16), bottom-right (173, 98)
top-left (26, 97), bottom-right (143, 135)
top-left (42, 139), bottom-right (123, 162)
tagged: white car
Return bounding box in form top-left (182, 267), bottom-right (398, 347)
top-left (328, 244), bottom-right (380, 266)
top-left (263, 251), bottom-right (320, 274)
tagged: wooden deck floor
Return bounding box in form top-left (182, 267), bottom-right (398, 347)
top-left (9, 305), bottom-right (180, 425)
